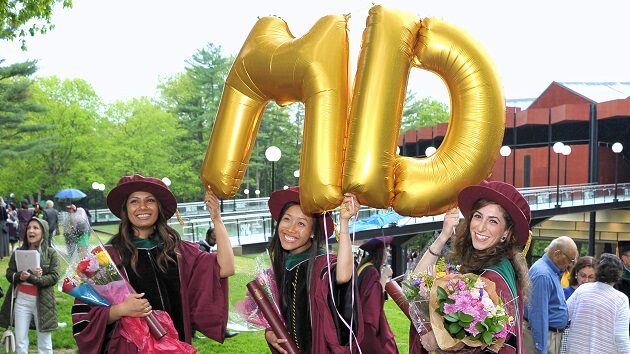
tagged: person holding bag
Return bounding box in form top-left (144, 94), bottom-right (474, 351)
top-left (0, 217), bottom-right (60, 354)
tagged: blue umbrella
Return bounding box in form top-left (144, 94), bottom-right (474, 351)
top-left (55, 188), bottom-right (87, 199)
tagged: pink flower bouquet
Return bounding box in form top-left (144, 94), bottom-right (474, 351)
top-left (57, 230), bottom-right (195, 353)
top-left (430, 273), bottom-right (513, 352)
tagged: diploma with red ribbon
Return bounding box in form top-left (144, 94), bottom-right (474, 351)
top-left (246, 280), bottom-right (300, 354)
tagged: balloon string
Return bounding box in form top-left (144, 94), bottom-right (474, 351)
top-left (322, 208), bottom-right (362, 353)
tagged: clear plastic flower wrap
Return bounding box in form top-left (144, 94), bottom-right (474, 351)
top-left (402, 258), bottom-right (514, 353)
top-left (233, 253), bottom-right (282, 330)
top-left (54, 213), bottom-right (195, 353)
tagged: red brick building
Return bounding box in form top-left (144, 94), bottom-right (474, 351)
top-left (399, 82), bottom-right (630, 188)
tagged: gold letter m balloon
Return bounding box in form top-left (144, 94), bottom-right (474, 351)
top-left (200, 14), bottom-right (350, 212)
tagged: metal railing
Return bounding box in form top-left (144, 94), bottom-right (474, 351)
top-left (91, 183), bottom-right (630, 245)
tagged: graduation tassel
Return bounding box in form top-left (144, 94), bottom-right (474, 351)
top-left (175, 209), bottom-right (185, 227)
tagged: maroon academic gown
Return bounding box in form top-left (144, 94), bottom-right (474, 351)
top-left (270, 254), bottom-right (364, 354)
top-left (72, 241), bottom-right (229, 354)
top-left (358, 266), bottom-right (398, 354)
top-left (408, 268), bottom-right (523, 354)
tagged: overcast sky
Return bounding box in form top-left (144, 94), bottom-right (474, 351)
top-left (2, 0), bottom-right (629, 105)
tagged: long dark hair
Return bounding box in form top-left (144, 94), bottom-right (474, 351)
top-left (268, 202), bottom-right (326, 297)
top-left (358, 246), bottom-right (386, 272)
top-left (110, 197), bottom-right (180, 274)
top-left (450, 199), bottom-right (531, 299)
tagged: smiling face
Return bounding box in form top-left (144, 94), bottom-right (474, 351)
top-left (126, 191), bottom-right (159, 237)
top-left (469, 203), bottom-right (510, 251)
top-left (278, 204), bottom-right (314, 254)
top-left (26, 220), bottom-right (44, 249)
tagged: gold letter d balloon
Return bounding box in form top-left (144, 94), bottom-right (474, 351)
top-left (201, 5), bottom-right (505, 217)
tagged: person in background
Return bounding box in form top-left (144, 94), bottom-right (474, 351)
top-left (615, 241), bottom-right (630, 335)
top-left (563, 256), bottom-right (596, 299)
top-left (16, 200), bottom-right (33, 246)
top-left (357, 236), bottom-right (397, 354)
top-left (61, 205), bottom-right (89, 256)
top-left (32, 202), bottom-right (47, 221)
top-left (412, 180), bottom-right (532, 354)
top-left (0, 198), bottom-right (9, 258)
top-left (0, 217), bottom-right (60, 354)
top-left (71, 174), bottom-right (235, 353)
top-left (566, 253), bottom-right (630, 353)
top-left (43, 201), bottom-right (58, 242)
top-left (6, 203), bottom-right (19, 253)
top-left (263, 187), bottom-right (361, 353)
top-left (198, 226), bottom-right (216, 253)
top-left (524, 236), bottom-right (578, 354)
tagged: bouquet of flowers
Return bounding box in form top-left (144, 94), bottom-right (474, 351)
top-left (403, 258), bottom-right (513, 353)
top-left (55, 220), bottom-right (195, 354)
top-left (402, 258), bottom-right (456, 338)
top-left (430, 273), bottom-right (513, 352)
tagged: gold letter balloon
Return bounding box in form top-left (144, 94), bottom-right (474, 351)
top-left (202, 5), bottom-right (505, 216)
top-left (200, 14), bottom-right (350, 213)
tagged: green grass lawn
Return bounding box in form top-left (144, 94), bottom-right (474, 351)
top-left (0, 252), bottom-right (410, 353)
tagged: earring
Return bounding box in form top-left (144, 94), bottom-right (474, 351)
top-left (500, 236), bottom-right (507, 242)
top-left (310, 235), bottom-right (314, 239)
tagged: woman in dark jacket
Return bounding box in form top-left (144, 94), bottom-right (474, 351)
top-left (16, 200), bottom-right (33, 245)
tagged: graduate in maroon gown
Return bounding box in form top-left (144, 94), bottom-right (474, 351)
top-left (264, 187), bottom-right (363, 354)
top-left (357, 236), bottom-right (398, 353)
top-left (410, 181), bottom-right (531, 354)
top-left (71, 174), bottom-right (235, 353)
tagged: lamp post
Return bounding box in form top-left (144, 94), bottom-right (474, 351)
top-left (613, 142), bottom-right (624, 202)
top-left (293, 169), bottom-right (300, 185)
top-left (425, 146), bottom-right (437, 157)
top-left (265, 146), bottom-right (282, 195)
top-left (553, 142), bottom-right (565, 207)
top-left (255, 189), bottom-right (260, 197)
top-left (562, 145), bottom-right (572, 185)
top-left (92, 182), bottom-right (105, 223)
top-left (499, 146), bottom-right (512, 183)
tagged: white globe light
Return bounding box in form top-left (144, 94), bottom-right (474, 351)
top-left (562, 145), bottom-right (572, 156)
top-left (552, 142), bottom-right (564, 154)
top-left (265, 146), bottom-right (282, 162)
top-left (92, 182), bottom-right (99, 190)
top-left (499, 146), bottom-right (512, 157)
top-left (98, 183), bottom-right (105, 191)
top-left (396, 146), bottom-right (401, 155)
top-left (255, 189), bottom-right (260, 195)
top-left (293, 170), bottom-right (300, 178)
top-left (283, 185), bottom-right (289, 190)
top-left (612, 142), bottom-right (624, 153)
top-left (244, 189), bottom-right (249, 195)
top-left (162, 177), bottom-right (171, 186)
top-left (425, 146), bottom-right (437, 157)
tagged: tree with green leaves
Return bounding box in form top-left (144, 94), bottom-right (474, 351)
top-left (159, 43), bottom-right (233, 174)
top-left (400, 92), bottom-right (450, 133)
top-left (4, 76), bottom-right (103, 201)
top-left (0, 60), bottom-right (48, 161)
top-left (100, 98), bottom-right (194, 201)
top-left (1, 0), bottom-right (73, 49)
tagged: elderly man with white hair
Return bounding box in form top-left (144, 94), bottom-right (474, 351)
top-left (43, 200), bottom-right (58, 243)
top-left (524, 236), bottom-right (579, 354)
